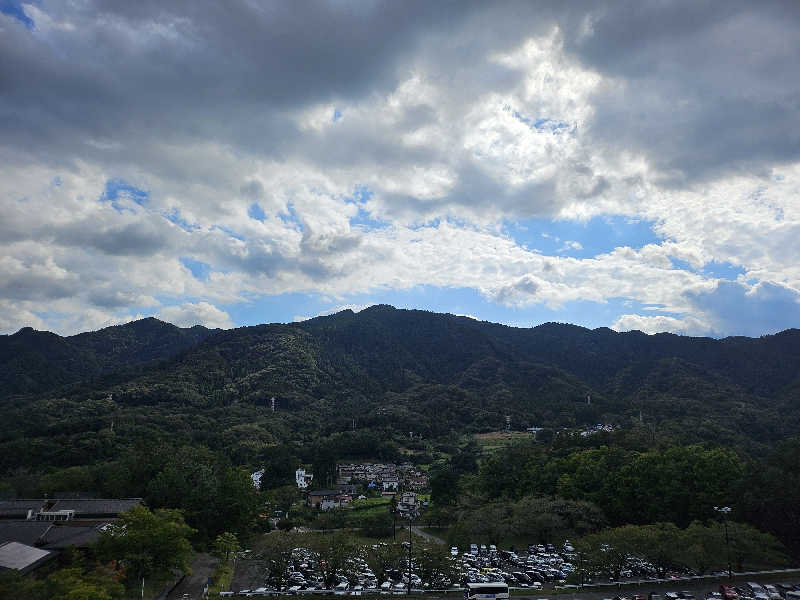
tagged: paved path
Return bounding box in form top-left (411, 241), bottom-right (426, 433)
top-left (411, 525), bottom-right (446, 545)
top-left (167, 553), bottom-right (219, 600)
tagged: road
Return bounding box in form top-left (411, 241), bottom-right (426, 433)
top-left (411, 526), bottom-right (446, 545)
top-left (167, 553), bottom-right (219, 600)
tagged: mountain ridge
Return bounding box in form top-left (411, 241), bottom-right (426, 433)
top-left (1, 307), bottom-right (799, 469)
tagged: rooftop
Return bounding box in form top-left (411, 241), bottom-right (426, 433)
top-left (0, 541), bottom-right (53, 573)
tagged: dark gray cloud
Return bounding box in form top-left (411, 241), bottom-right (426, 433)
top-left (2, 1), bottom-right (800, 335)
top-left (567, 1), bottom-right (800, 183)
top-left (685, 280), bottom-right (800, 337)
top-left (4, 1), bottom-right (796, 188)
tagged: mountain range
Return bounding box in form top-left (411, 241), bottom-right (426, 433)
top-left (2, 305), bottom-right (799, 472)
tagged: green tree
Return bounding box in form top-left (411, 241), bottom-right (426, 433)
top-left (260, 530), bottom-right (300, 592)
top-left (266, 484), bottom-right (300, 513)
top-left (429, 464), bottom-right (460, 506)
top-left (364, 542), bottom-right (404, 583)
top-left (681, 521), bottom-right (718, 574)
top-left (146, 447), bottom-right (258, 542)
top-left (576, 526), bottom-right (637, 581)
top-left (0, 570), bottom-right (46, 600)
top-left (259, 445), bottom-right (300, 491)
top-left (95, 506), bottom-right (195, 587)
top-left (726, 521), bottom-right (788, 571)
top-left (412, 542), bottom-right (456, 588)
top-left (312, 531), bottom-right (357, 588)
top-left (362, 511), bottom-right (394, 538)
top-left (625, 522), bottom-right (682, 577)
top-left (43, 567), bottom-right (124, 600)
top-left (213, 532), bottom-right (242, 561)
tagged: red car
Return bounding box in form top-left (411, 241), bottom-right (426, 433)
top-left (720, 585), bottom-right (739, 600)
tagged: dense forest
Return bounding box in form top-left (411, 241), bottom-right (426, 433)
top-left (1, 305), bottom-right (799, 554)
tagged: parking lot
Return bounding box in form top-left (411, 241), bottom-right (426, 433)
top-left (226, 537), bottom-right (799, 597)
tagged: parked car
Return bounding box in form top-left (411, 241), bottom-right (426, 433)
top-left (721, 585), bottom-right (739, 600)
top-left (764, 586), bottom-right (781, 600)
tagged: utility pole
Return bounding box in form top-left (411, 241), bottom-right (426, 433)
top-left (407, 515), bottom-right (413, 596)
top-left (714, 506), bottom-right (732, 579)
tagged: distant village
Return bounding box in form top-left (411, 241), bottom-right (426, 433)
top-left (252, 461), bottom-right (430, 515)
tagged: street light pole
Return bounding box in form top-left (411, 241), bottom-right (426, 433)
top-left (714, 506), bottom-right (732, 579)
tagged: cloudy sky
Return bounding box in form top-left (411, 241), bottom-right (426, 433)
top-left (2, 0), bottom-right (800, 337)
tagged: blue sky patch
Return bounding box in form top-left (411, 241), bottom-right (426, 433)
top-left (221, 285), bottom-right (670, 332)
top-left (505, 215), bottom-right (661, 258)
top-left (213, 225), bottom-right (245, 241)
top-left (343, 186), bottom-right (389, 230)
top-left (1, 0), bottom-right (34, 28)
top-left (100, 179), bottom-right (148, 213)
top-left (702, 260), bottom-right (746, 280)
top-left (670, 257), bottom-right (745, 281)
top-left (504, 104), bottom-right (573, 135)
top-left (180, 257), bottom-right (211, 281)
top-left (164, 208), bottom-right (200, 232)
top-left (248, 202), bottom-right (266, 222)
top-left (333, 108), bottom-right (343, 122)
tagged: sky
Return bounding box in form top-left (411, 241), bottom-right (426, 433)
top-left (1, 0), bottom-right (800, 338)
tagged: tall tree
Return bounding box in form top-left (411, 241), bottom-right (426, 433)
top-left (95, 506), bottom-right (195, 589)
top-left (312, 532), bottom-right (357, 588)
top-left (260, 531), bottom-right (300, 592)
top-left (214, 532), bottom-right (242, 561)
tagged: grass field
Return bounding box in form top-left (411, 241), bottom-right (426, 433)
top-left (473, 431), bottom-right (532, 453)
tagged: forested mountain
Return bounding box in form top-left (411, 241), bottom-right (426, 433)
top-left (2, 305), bottom-right (800, 474)
top-left (0, 317), bottom-right (217, 398)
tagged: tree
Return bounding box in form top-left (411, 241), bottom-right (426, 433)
top-left (214, 532), bottom-right (242, 561)
top-left (681, 521), bottom-right (718, 575)
top-left (95, 506), bottom-right (195, 587)
top-left (364, 542), bottom-right (404, 583)
top-left (260, 530), bottom-right (300, 592)
top-left (412, 542), bottom-right (456, 588)
top-left (146, 447), bottom-right (259, 542)
top-left (259, 445), bottom-right (300, 491)
top-left (312, 531), bottom-right (357, 588)
top-left (429, 464), bottom-right (460, 506)
top-left (43, 567), bottom-right (124, 600)
top-left (625, 522), bottom-right (682, 577)
top-left (266, 484), bottom-right (300, 513)
top-left (576, 526), bottom-right (637, 581)
top-left (726, 521), bottom-right (788, 571)
top-left (362, 511), bottom-right (394, 538)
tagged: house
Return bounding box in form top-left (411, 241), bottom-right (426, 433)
top-left (296, 468), bottom-right (314, 489)
top-left (336, 484), bottom-right (356, 495)
top-left (251, 469), bottom-right (264, 489)
top-left (404, 476), bottom-right (428, 491)
top-left (397, 492), bottom-right (418, 515)
top-left (382, 477), bottom-right (399, 491)
top-left (306, 490), bottom-right (341, 511)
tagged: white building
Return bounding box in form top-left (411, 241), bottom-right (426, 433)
top-left (296, 468), bottom-right (313, 489)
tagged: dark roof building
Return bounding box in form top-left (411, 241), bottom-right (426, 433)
top-left (0, 500), bottom-right (46, 519)
top-left (0, 498), bottom-right (142, 520)
top-left (49, 498), bottom-right (142, 517)
top-left (0, 520), bottom-right (108, 550)
top-left (0, 541), bottom-right (55, 574)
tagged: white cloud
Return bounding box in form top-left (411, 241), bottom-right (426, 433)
top-left (157, 302), bottom-right (234, 329)
top-left (2, 3), bottom-right (800, 337)
top-left (612, 314), bottom-right (712, 336)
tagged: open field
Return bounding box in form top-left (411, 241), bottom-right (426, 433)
top-left (473, 431), bottom-right (533, 453)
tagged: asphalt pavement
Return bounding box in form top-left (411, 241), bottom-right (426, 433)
top-left (167, 553), bottom-right (219, 600)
